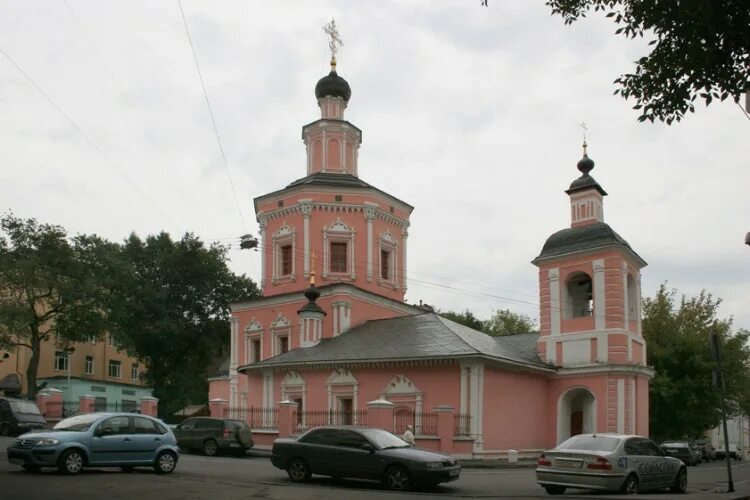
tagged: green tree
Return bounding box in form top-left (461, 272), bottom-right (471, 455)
top-left (483, 308), bottom-right (537, 336)
top-left (547, 0), bottom-right (750, 124)
top-left (643, 284), bottom-right (750, 441)
top-left (105, 232), bottom-right (259, 416)
top-left (0, 213), bottom-right (111, 398)
top-left (438, 309), bottom-right (485, 331)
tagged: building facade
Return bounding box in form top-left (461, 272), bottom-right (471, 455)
top-left (0, 332), bottom-right (151, 411)
top-left (208, 54), bottom-right (653, 457)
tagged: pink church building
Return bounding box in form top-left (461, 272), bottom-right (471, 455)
top-left (208, 57), bottom-right (654, 458)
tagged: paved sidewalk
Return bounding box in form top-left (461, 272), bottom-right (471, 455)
top-left (604, 480), bottom-right (750, 500)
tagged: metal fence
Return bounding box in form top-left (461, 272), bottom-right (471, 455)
top-left (227, 407), bottom-right (279, 430)
top-left (292, 409), bottom-right (368, 432)
top-left (414, 411), bottom-right (438, 436)
top-left (453, 413), bottom-right (472, 436)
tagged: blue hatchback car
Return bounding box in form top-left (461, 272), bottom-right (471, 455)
top-left (6, 412), bottom-right (180, 474)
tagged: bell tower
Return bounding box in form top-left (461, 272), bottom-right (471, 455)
top-left (532, 143), bottom-right (648, 368)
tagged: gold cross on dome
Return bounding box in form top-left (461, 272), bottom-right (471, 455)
top-left (323, 18), bottom-right (343, 67)
top-left (579, 121), bottom-right (588, 153)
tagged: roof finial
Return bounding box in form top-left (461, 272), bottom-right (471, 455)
top-left (580, 121), bottom-right (588, 155)
top-left (322, 18), bottom-right (343, 71)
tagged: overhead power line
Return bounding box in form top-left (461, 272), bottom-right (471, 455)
top-left (0, 47), bottom-right (178, 231)
top-left (177, 0), bottom-right (247, 232)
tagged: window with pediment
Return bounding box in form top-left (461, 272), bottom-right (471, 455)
top-left (272, 224), bottom-right (296, 284)
top-left (244, 319), bottom-right (263, 364)
top-left (270, 314), bottom-right (292, 357)
top-left (378, 230), bottom-right (398, 288)
top-left (322, 218), bottom-right (355, 281)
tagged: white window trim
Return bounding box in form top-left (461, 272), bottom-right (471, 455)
top-left (326, 369), bottom-right (360, 425)
top-left (108, 360), bottom-right (122, 379)
top-left (244, 319), bottom-right (264, 364)
top-left (377, 230), bottom-right (399, 288)
top-left (271, 224), bottom-right (296, 285)
top-left (54, 351), bottom-right (69, 372)
top-left (130, 363), bottom-right (139, 380)
top-left (271, 314), bottom-right (292, 357)
top-left (322, 218), bottom-right (356, 281)
top-left (84, 356), bottom-right (94, 375)
top-left (281, 371), bottom-right (307, 428)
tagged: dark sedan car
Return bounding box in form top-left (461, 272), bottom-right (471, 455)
top-left (271, 426), bottom-right (461, 491)
top-left (661, 441), bottom-right (699, 466)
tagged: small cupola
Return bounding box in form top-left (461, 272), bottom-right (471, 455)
top-left (297, 260), bottom-right (326, 347)
top-left (566, 142), bottom-right (606, 228)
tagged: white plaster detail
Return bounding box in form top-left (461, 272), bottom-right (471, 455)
top-left (561, 339), bottom-right (590, 366)
top-left (271, 223), bottom-right (296, 284)
top-left (556, 387), bottom-right (597, 444)
top-left (617, 379), bottom-right (625, 434)
top-left (271, 314), bottom-right (291, 329)
top-left (549, 268), bottom-right (561, 336)
top-left (322, 218), bottom-right (356, 280)
top-left (593, 259), bottom-right (606, 330)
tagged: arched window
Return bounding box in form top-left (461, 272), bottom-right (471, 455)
top-left (564, 272), bottom-right (593, 319)
top-left (393, 406), bottom-right (414, 435)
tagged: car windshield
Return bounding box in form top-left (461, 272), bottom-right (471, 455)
top-left (9, 400), bottom-right (41, 415)
top-left (558, 435), bottom-right (621, 452)
top-left (361, 429), bottom-right (410, 449)
top-left (662, 442), bottom-right (688, 448)
top-left (53, 413), bottom-right (103, 431)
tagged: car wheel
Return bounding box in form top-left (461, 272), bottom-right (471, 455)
top-left (670, 467), bottom-right (688, 493)
top-left (0, 423), bottom-right (10, 436)
top-left (22, 465), bottom-right (40, 473)
top-left (154, 451), bottom-right (177, 474)
top-left (287, 458), bottom-right (311, 482)
top-left (544, 485), bottom-right (566, 495)
top-left (383, 465), bottom-right (412, 492)
top-left (622, 474), bottom-right (639, 495)
top-left (57, 449), bottom-right (85, 475)
top-left (202, 439), bottom-right (219, 457)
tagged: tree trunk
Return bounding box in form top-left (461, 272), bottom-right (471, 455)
top-left (26, 333), bottom-right (41, 400)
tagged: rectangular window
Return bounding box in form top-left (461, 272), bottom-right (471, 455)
top-left (131, 363), bottom-right (139, 380)
top-left (380, 249), bottom-right (391, 280)
top-left (54, 351), bottom-right (69, 372)
top-left (252, 339), bottom-right (261, 363)
top-left (330, 242), bottom-right (348, 273)
top-left (280, 336), bottom-right (289, 354)
top-left (108, 360), bottom-right (121, 379)
top-left (94, 397), bottom-right (107, 411)
top-left (108, 334), bottom-right (117, 348)
top-left (281, 244), bottom-right (293, 276)
top-left (85, 356), bottom-right (94, 375)
top-left (87, 334), bottom-right (97, 344)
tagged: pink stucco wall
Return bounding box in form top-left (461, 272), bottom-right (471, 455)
top-left (482, 369), bottom-right (548, 450)
top-left (208, 378), bottom-right (230, 402)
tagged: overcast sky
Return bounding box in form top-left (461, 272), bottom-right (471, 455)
top-left (1, 1), bottom-right (748, 330)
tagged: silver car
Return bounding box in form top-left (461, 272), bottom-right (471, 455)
top-left (536, 433), bottom-right (687, 495)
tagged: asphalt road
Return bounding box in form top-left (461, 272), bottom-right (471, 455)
top-left (1, 436), bottom-right (748, 499)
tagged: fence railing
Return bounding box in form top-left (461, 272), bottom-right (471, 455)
top-left (414, 411), bottom-right (438, 436)
top-left (227, 407), bottom-right (279, 430)
top-left (292, 409), bottom-right (368, 432)
top-left (453, 413), bottom-right (472, 436)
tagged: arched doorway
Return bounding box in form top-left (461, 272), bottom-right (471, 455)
top-left (557, 387), bottom-right (596, 444)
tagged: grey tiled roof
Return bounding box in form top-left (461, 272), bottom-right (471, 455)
top-left (241, 313), bottom-right (549, 372)
top-left (533, 221), bottom-right (646, 264)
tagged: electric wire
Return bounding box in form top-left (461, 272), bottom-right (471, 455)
top-left (177, 0), bottom-right (247, 233)
top-left (0, 47), bottom-right (179, 232)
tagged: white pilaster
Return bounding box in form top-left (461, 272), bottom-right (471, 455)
top-left (459, 363), bottom-right (469, 416)
top-left (301, 200), bottom-right (312, 278)
top-left (617, 379), bottom-right (625, 434)
top-left (364, 205), bottom-right (376, 281)
top-left (401, 223), bottom-right (409, 293)
top-left (549, 268), bottom-right (560, 337)
top-left (258, 217), bottom-right (267, 288)
top-left (593, 259), bottom-right (606, 330)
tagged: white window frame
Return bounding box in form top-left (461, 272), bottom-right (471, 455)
top-left (270, 314), bottom-right (292, 357)
top-left (322, 218), bottom-right (355, 281)
top-left (377, 230), bottom-right (399, 288)
top-left (108, 360), bottom-right (121, 379)
top-left (84, 356), bottom-right (94, 375)
top-left (54, 351), bottom-right (69, 372)
top-left (271, 224), bottom-right (296, 284)
top-left (130, 363), bottom-right (139, 380)
top-left (244, 319), bottom-right (264, 364)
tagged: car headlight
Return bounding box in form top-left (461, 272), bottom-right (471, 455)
top-left (34, 439), bottom-right (59, 446)
top-left (425, 462), bottom-right (443, 468)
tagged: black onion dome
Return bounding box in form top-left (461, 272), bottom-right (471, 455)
top-left (577, 153), bottom-right (595, 175)
top-left (304, 284), bottom-right (321, 303)
top-left (315, 70), bottom-right (351, 101)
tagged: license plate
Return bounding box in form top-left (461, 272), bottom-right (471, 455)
top-left (556, 459), bottom-right (582, 468)
top-left (449, 469), bottom-right (460, 477)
